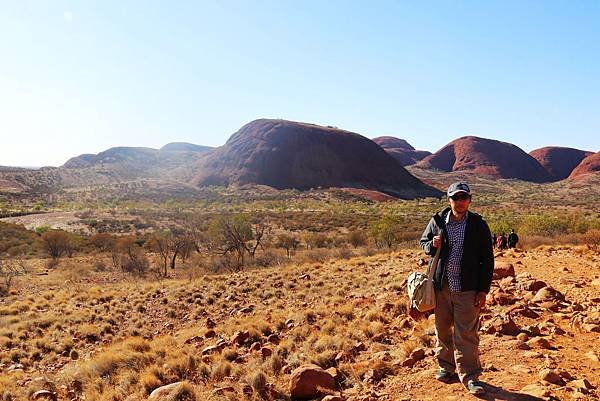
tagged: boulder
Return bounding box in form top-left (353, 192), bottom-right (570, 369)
top-left (230, 330), bottom-right (250, 345)
top-left (521, 383), bottom-right (550, 398)
top-left (289, 364), bottom-right (336, 399)
top-left (148, 382), bottom-right (195, 401)
top-left (31, 391), bottom-right (57, 401)
top-left (486, 315), bottom-right (521, 336)
top-left (493, 262), bottom-right (515, 280)
top-left (539, 368), bottom-right (565, 386)
top-left (532, 287), bottom-right (565, 303)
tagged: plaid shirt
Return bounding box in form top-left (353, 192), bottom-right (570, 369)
top-left (444, 211), bottom-right (468, 292)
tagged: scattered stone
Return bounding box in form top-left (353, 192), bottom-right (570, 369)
top-left (230, 330), bottom-right (250, 345)
top-left (322, 396), bottom-right (343, 401)
top-left (353, 342), bottom-right (367, 353)
top-left (486, 315), bottom-right (521, 336)
top-left (289, 364), bottom-right (337, 399)
top-left (201, 344), bottom-right (224, 355)
top-left (184, 335), bottom-right (202, 344)
top-left (204, 329), bottom-right (216, 339)
top-left (493, 262), bottom-right (515, 280)
top-left (148, 382), bottom-right (195, 401)
top-left (572, 378), bottom-right (594, 391)
top-left (261, 347), bottom-right (273, 358)
top-left (527, 337), bottom-right (554, 350)
top-left (582, 324), bottom-right (600, 333)
top-left (539, 368), bottom-right (565, 386)
top-left (510, 365), bottom-right (532, 374)
top-left (521, 383), bottom-right (550, 398)
top-left (212, 386), bottom-right (235, 395)
top-left (242, 384), bottom-right (254, 397)
top-left (206, 318), bottom-right (216, 328)
top-left (267, 333), bottom-right (281, 344)
top-left (533, 287), bottom-right (565, 303)
top-left (326, 367), bottom-right (342, 384)
top-left (586, 350), bottom-right (599, 362)
top-left (401, 348), bottom-right (425, 367)
top-left (31, 390), bottom-right (57, 401)
top-left (250, 342), bottom-right (262, 352)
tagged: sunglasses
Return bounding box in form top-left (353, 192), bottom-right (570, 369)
top-left (450, 193), bottom-right (471, 201)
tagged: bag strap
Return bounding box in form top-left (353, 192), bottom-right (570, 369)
top-left (428, 233), bottom-right (443, 280)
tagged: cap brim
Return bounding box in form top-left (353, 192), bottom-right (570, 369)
top-left (448, 190), bottom-right (470, 197)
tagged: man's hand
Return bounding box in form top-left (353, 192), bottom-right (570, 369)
top-left (475, 292), bottom-right (487, 308)
top-left (432, 235), bottom-right (442, 249)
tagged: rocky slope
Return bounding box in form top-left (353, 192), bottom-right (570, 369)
top-left (192, 119), bottom-right (442, 199)
top-left (418, 136), bottom-right (552, 183)
top-left (0, 246), bottom-right (598, 400)
top-left (372, 136), bottom-right (431, 166)
top-left (529, 146), bottom-right (593, 181)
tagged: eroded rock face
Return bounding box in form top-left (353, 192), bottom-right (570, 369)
top-left (289, 364), bottom-right (336, 399)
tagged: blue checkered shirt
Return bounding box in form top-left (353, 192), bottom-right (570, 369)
top-left (444, 211), bottom-right (468, 292)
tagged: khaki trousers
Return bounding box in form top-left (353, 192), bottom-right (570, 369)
top-left (434, 282), bottom-right (482, 383)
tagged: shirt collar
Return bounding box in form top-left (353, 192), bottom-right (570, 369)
top-left (445, 210), bottom-right (468, 224)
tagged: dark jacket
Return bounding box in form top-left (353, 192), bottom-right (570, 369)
top-left (420, 208), bottom-right (494, 293)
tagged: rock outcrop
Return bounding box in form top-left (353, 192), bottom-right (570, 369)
top-left (192, 119), bottom-right (442, 199)
top-left (568, 151), bottom-right (600, 180)
top-left (529, 146), bottom-right (593, 181)
top-left (418, 136), bottom-right (552, 182)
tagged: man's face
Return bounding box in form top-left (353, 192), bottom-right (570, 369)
top-left (448, 192), bottom-right (471, 214)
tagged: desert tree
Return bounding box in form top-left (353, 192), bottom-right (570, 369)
top-left (41, 230), bottom-right (74, 261)
top-left (207, 214), bottom-right (270, 270)
top-left (0, 256), bottom-right (27, 297)
top-left (112, 236), bottom-right (149, 274)
top-left (89, 232), bottom-right (116, 252)
top-left (369, 215), bottom-right (403, 249)
top-left (347, 230), bottom-right (367, 248)
top-left (276, 233), bottom-right (300, 258)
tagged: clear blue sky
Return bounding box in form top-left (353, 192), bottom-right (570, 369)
top-left (1, 1), bottom-right (599, 167)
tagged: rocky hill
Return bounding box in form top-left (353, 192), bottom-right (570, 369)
top-left (372, 136), bottom-right (431, 166)
top-left (568, 151), bottom-right (600, 180)
top-left (192, 119), bottom-right (442, 199)
top-left (418, 136), bottom-right (552, 182)
top-left (529, 147), bottom-right (593, 181)
top-left (160, 142), bottom-right (213, 152)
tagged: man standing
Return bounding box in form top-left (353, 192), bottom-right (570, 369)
top-left (420, 182), bottom-right (494, 395)
top-left (507, 229), bottom-right (519, 249)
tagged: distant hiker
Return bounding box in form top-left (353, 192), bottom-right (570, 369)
top-left (497, 233), bottom-right (507, 250)
top-left (507, 229), bottom-right (519, 248)
top-left (492, 233), bottom-right (497, 248)
top-left (420, 182), bottom-right (494, 395)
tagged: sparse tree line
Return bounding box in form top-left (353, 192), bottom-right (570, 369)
top-left (2, 209), bottom-right (600, 295)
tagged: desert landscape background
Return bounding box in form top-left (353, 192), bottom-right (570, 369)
top-left (0, 119), bottom-right (599, 400)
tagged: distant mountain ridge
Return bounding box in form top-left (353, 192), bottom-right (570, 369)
top-left (372, 136), bottom-right (431, 166)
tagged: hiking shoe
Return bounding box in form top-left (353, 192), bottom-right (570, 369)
top-left (466, 380), bottom-right (485, 395)
top-left (435, 369), bottom-right (458, 383)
